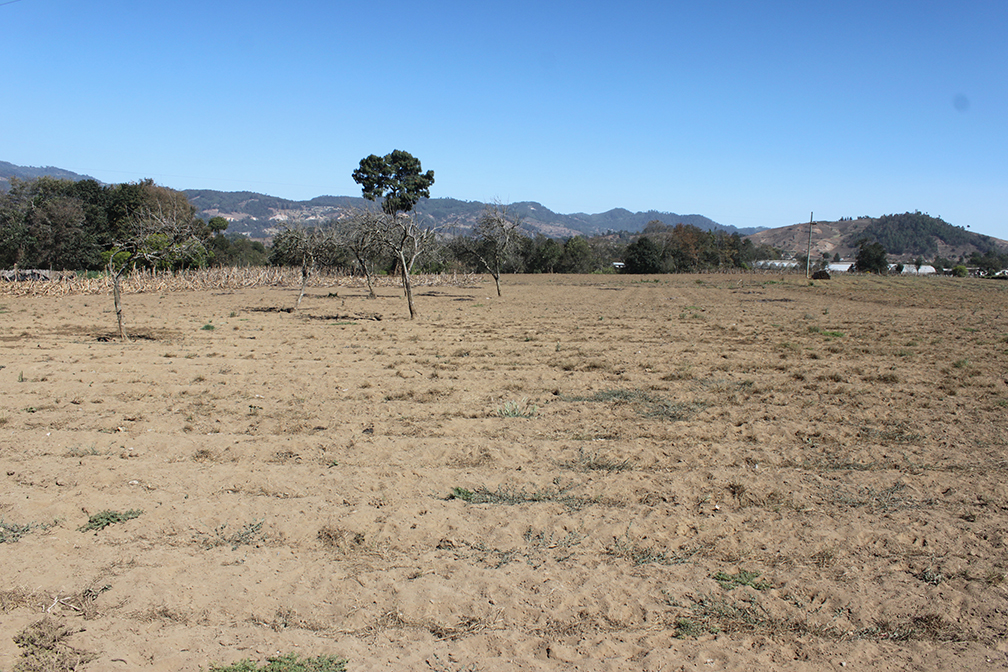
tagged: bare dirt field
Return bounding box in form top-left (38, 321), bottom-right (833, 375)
top-left (1, 273), bottom-right (1007, 671)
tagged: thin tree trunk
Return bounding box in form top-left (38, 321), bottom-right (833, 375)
top-left (113, 270), bottom-right (128, 342)
top-left (359, 258), bottom-right (376, 299)
top-left (295, 260), bottom-right (310, 311)
top-left (399, 252), bottom-right (416, 319)
top-left (493, 271), bottom-right (502, 297)
top-left (364, 267), bottom-right (376, 299)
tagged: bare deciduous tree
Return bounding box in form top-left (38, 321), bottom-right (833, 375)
top-left (108, 182), bottom-right (207, 341)
top-left (272, 221), bottom-right (341, 311)
top-left (332, 207), bottom-right (384, 299)
top-left (467, 202), bottom-right (524, 297)
top-left (374, 211), bottom-right (438, 319)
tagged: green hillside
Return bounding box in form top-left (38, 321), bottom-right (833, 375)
top-left (851, 211), bottom-right (1003, 257)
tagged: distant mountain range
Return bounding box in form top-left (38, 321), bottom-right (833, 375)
top-left (0, 160), bottom-right (98, 186)
top-left (183, 190), bottom-right (753, 240)
top-left (0, 160), bottom-right (755, 239)
top-left (4, 160), bottom-right (1007, 261)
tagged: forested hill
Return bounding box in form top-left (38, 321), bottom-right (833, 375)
top-left (746, 212), bottom-right (1008, 262)
top-left (856, 212), bottom-right (1006, 258)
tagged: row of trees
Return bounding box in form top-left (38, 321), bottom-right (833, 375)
top-left (271, 215), bottom-right (771, 289)
top-left (10, 173), bottom-right (1002, 294)
top-left (0, 176), bottom-right (257, 272)
top-left (620, 221), bottom-right (774, 274)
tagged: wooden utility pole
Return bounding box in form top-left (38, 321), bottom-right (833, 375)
top-left (805, 212), bottom-right (814, 278)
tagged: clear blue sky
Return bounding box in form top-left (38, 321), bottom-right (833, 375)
top-left (2, 0), bottom-right (1006, 239)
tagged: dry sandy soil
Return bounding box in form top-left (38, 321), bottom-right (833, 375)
top-left (1, 273), bottom-right (1007, 671)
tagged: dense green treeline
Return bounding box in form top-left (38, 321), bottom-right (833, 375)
top-left (0, 177), bottom-right (267, 270)
top-left (1, 176), bottom-right (116, 270)
top-left (618, 221), bottom-right (776, 273)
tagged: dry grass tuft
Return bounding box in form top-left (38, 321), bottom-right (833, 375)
top-left (12, 616), bottom-right (96, 671)
top-left (251, 607), bottom-right (329, 633)
top-left (318, 525), bottom-right (366, 552)
top-left (131, 604), bottom-right (190, 624)
top-left (0, 587), bottom-right (47, 612)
